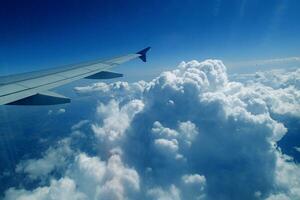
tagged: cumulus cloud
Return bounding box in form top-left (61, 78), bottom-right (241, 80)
top-left (4, 59), bottom-right (300, 200)
top-left (68, 152), bottom-right (140, 200)
top-left (75, 81), bottom-right (147, 101)
top-left (181, 174), bottom-right (206, 200)
top-left (150, 121), bottom-right (199, 161)
top-left (231, 68), bottom-right (300, 89)
top-left (154, 138), bottom-right (179, 156)
top-left (265, 151), bottom-right (300, 200)
top-left (16, 139), bottom-right (73, 180)
top-left (147, 185), bottom-right (181, 200)
top-left (4, 178), bottom-right (86, 200)
top-left (231, 69), bottom-right (300, 117)
top-left (91, 99), bottom-right (144, 142)
top-left (6, 151), bottom-right (140, 200)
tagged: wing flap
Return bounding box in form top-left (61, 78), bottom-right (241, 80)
top-left (7, 91), bottom-right (70, 105)
top-left (85, 71), bottom-right (123, 79)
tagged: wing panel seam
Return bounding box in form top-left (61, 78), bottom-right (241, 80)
top-left (0, 65), bottom-right (117, 98)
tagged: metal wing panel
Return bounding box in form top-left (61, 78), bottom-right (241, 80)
top-left (17, 74), bottom-right (66, 88)
top-left (104, 54), bottom-right (139, 65)
top-left (0, 84), bottom-right (28, 96)
top-left (84, 63), bottom-right (110, 71)
top-left (0, 62), bottom-right (116, 105)
top-left (0, 88), bottom-right (36, 105)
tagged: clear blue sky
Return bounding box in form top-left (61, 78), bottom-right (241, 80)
top-left (0, 0), bottom-right (299, 77)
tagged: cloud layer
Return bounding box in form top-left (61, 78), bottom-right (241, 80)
top-left (4, 59), bottom-right (300, 200)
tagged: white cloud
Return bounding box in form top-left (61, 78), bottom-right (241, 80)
top-left (231, 69), bottom-right (300, 117)
top-left (8, 152), bottom-right (140, 200)
top-left (4, 177), bottom-right (87, 200)
top-left (147, 185), bottom-right (181, 200)
top-left (295, 147), bottom-right (300, 153)
top-left (118, 59), bottom-right (298, 199)
top-left (71, 120), bottom-right (89, 131)
top-left (16, 139), bottom-right (73, 180)
top-left (5, 59), bottom-right (300, 200)
top-left (150, 121), bottom-right (199, 160)
top-left (152, 121), bottom-right (178, 138)
top-left (266, 151), bottom-right (300, 200)
top-left (69, 153), bottom-right (140, 200)
top-left (91, 99), bottom-right (144, 142)
top-left (57, 108), bottom-right (66, 114)
top-left (71, 120), bottom-right (90, 138)
top-left (48, 108), bottom-right (66, 115)
top-left (178, 121), bottom-right (198, 145)
top-left (75, 81), bottom-right (147, 101)
top-left (181, 174), bottom-right (206, 200)
top-left (154, 138), bottom-right (179, 155)
top-left (182, 174), bottom-right (206, 186)
top-left (232, 68), bottom-right (300, 89)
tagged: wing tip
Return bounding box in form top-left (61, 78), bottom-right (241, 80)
top-left (136, 47), bottom-right (151, 62)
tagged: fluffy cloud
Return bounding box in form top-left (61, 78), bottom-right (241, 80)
top-left (232, 69), bottom-right (300, 117)
top-left (181, 174), bottom-right (206, 200)
top-left (91, 99), bottom-right (144, 142)
top-left (48, 108), bottom-right (66, 115)
top-left (150, 120), bottom-right (199, 161)
top-left (265, 151), bottom-right (300, 200)
top-left (6, 151), bottom-right (140, 200)
top-left (68, 152), bottom-right (140, 200)
top-left (251, 68), bottom-right (300, 89)
top-left (182, 174), bottom-right (206, 186)
top-left (75, 81), bottom-right (147, 101)
top-left (147, 185), bottom-right (181, 200)
top-left (4, 177), bottom-right (87, 200)
top-left (154, 138), bottom-right (179, 156)
top-left (16, 139), bottom-right (73, 180)
top-left (4, 59), bottom-right (300, 200)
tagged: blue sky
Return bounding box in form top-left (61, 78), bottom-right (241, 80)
top-left (0, 0), bottom-right (300, 77)
top-left (1, 1), bottom-right (300, 199)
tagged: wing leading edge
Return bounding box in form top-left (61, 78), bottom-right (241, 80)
top-left (0, 47), bottom-right (150, 105)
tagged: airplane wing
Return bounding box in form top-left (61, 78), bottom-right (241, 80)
top-left (0, 47), bottom-right (150, 105)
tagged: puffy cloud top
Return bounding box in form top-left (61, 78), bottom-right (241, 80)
top-left (4, 59), bottom-right (300, 200)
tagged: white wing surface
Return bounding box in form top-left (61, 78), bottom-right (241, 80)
top-left (0, 47), bottom-right (150, 105)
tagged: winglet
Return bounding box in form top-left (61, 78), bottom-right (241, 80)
top-left (136, 47), bottom-right (151, 62)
